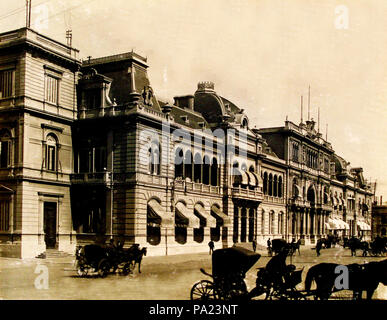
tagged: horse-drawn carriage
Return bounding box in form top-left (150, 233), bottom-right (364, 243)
top-left (347, 237), bottom-right (387, 257)
top-left (270, 239), bottom-right (300, 256)
top-left (191, 245), bottom-right (387, 300)
top-left (190, 247), bottom-right (261, 300)
top-left (75, 242), bottom-right (147, 277)
top-left (190, 246), bottom-right (305, 301)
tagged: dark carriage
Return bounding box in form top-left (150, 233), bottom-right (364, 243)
top-left (270, 239), bottom-right (299, 256)
top-left (75, 243), bottom-right (142, 277)
top-left (190, 247), bottom-right (261, 301)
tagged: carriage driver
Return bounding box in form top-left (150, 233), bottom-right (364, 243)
top-left (265, 247), bottom-right (291, 288)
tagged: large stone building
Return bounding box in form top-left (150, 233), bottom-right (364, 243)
top-left (0, 27), bottom-right (375, 258)
top-left (0, 28), bottom-right (80, 258)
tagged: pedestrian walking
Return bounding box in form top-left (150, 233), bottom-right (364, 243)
top-left (316, 239), bottom-right (322, 256)
top-left (252, 239), bottom-right (257, 252)
top-left (208, 240), bottom-right (214, 255)
top-left (267, 238), bottom-right (272, 256)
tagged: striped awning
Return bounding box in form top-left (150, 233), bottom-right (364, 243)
top-left (211, 205), bottom-right (232, 227)
top-left (246, 171), bottom-right (257, 187)
top-left (233, 169), bottom-right (249, 186)
top-left (357, 221), bottom-right (371, 231)
top-left (324, 222), bottom-right (331, 230)
top-left (147, 199), bottom-right (174, 227)
top-left (175, 202), bottom-right (200, 228)
top-left (194, 203), bottom-right (217, 228)
top-left (328, 218), bottom-right (349, 230)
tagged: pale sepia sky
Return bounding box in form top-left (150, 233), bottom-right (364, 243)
top-left (1, 0), bottom-right (386, 199)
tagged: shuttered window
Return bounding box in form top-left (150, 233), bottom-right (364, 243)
top-left (0, 69), bottom-right (15, 98)
top-left (45, 75), bottom-right (59, 104)
top-left (0, 200), bottom-right (9, 231)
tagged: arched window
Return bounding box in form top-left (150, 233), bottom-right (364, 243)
top-left (211, 158), bottom-right (218, 186)
top-left (232, 161), bottom-right (241, 186)
top-left (263, 172), bottom-right (268, 195)
top-left (278, 176), bottom-right (283, 198)
top-left (323, 187), bottom-right (329, 204)
top-left (148, 141), bottom-right (160, 175)
top-left (202, 155), bottom-right (210, 185)
top-left (184, 150), bottom-right (193, 180)
top-left (241, 118), bottom-right (248, 129)
top-left (248, 208), bottom-right (255, 242)
top-left (268, 173), bottom-right (273, 196)
top-left (233, 206), bottom-right (239, 243)
top-left (0, 130), bottom-right (11, 168)
top-left (273, 175), bottom-right (278, 197)
top-left (194, 204), bottom-right (206, 243)
top-left (45, 134), bottom-right (58, 171)
top-left (193, 153), bottom-right (202, 183)
top-left (292, 178), bottom-right (299, 198)
top-left (147, 199), bottom-right (161, 246)
top-left (269, 211), bottom-right (275, 234)
top-left (278, 212), bottom-right (283, 235)
top-left (307, 186), bottom-right (316, 203)
top-left (175, 202), bottom-right (188, 244)
top-left (174, 148), bottom-right (184, 178)
top-left (240, 207), bottom-right (247, 242)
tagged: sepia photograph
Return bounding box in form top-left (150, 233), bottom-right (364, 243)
top-left (0, 0), bottom-right (386, 307)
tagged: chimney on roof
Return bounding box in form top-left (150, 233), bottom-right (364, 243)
top-left (174, 95), bottom-right (194, 110)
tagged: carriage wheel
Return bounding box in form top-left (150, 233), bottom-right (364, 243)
top-left (122, 262), bottom-right (135, 276)
top-left (98, 259), bottom-right (111, 278)
top-left (190, 280), bottom-right (216, 301)
top-left (76, 262), bottom-right (88, 276)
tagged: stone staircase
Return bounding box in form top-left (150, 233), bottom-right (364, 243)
top-left (36, 249), bottom-right (74, 259)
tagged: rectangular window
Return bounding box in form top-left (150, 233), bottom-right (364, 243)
top-left (0, 141), bottom-right (9, 168)
top-left (45, 75), bottom-right (59, 104)
top-left (85, 89), bottom-right (101, 109)
top-left (45, 145), bottom-right (56, 171)
top-left (0, 69), bottom-right (15, 98)
top-left (0, 200), bottom-right (10, 231)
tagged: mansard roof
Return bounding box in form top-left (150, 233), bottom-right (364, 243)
top-left (80, 51), bottom-right (161, 112)
top-left (160, 100), bottom-right (210, 130)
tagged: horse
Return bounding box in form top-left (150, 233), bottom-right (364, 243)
top-left (348, 237), bottom-right (362, 256)
top-left (132, 247), bottom-right (147, 273)
top-left (304, 259), bottom-right (387, 300)
top-left (369, 237), bottom-right (387, 256)
top-left (291, 239), bottom-right (301, 256)
top-left (121, 245), bottom-right (147, 273)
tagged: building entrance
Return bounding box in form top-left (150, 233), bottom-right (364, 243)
top-left (44, 202), bottom-right (57, 248)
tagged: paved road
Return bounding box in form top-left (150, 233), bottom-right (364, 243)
top-left (0, 245), bottom-right (386, 300)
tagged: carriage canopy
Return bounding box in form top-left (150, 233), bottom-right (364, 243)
top-left (212, 247), bottom-right (261, 277)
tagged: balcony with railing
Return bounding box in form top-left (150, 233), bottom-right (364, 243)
top-left (173, 179), bottom-right (221, 195)
top-left (70, 171), bottom-right (112, 185)
top-left (288, 198), bottom-right (311, 208)
top-left (264, 195), bottom-right (285, 204)
top-left (78, 103), bottom-right (170, 122)
top-left (231, 186), bottom-right (263, 201)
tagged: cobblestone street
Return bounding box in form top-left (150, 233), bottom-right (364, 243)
top-left (0, 245), bottom-right (386, 300)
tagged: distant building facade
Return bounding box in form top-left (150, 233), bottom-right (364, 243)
top-left (0, 28), bottom-right (375, 258)
top-left (372, 200), bottom-right (387, 238)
